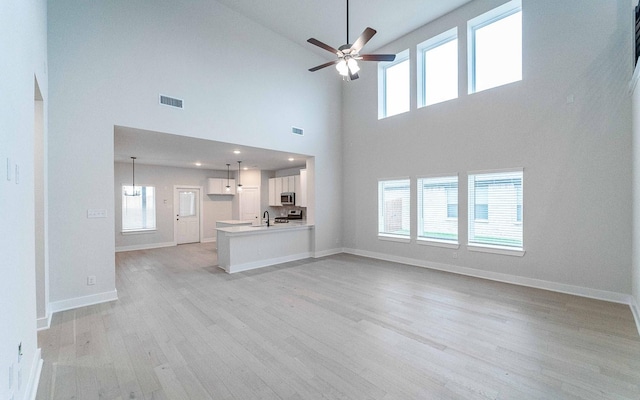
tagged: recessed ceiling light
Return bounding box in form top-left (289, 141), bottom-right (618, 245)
top-left (243, 167), bottom-right (248, 170)
top-left (233, 150), bottom-right (241, 154)
top-left (288, 158), bottom-right (294, 161)
top-left (195, 162), bottom-right (202, 166)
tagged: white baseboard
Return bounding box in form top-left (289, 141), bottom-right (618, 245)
top-left (201, 237), bottom-right (216, 243)
top-left (25, 348), bottom-right (42, 400)
top-left (225, 252), bottom-right (312, 274)
top-left (631, 296), bottom-right (640, 337)
top-left (314, 248), bottom-right (344, 258)
top-left (342, 248), bottom-right (631, 305)
top-left (115, 242), bottom-right (175, 252)
top-left (36, 312), bottom-right (51, 331)
top-left (49, 289), bottom-right (118, 314)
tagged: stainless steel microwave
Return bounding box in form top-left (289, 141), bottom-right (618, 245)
top-left (281, 192), bottom-right (295, 205)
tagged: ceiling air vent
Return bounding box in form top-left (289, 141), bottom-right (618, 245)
top-left (159, 94), bottom-right (184, 109)
top-left (291, 126), bottom-right (304, 136)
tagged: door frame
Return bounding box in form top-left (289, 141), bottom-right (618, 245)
top-left (173, 185), bottom-right (204, 245)
top-left (238, 186), bottom-right (261, 222)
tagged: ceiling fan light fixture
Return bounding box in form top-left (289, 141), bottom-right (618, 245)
top-left (336, 59), bottom-right (349, 76)
top-left (347, 58), bottom-right (360, 74)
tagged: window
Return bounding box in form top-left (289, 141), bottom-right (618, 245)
top-left (468, 170), bottom-right (523, 252)
top-left (417, 176), bottom-right (458, 244)
top-left (418, 28), bottom-right (458, 107)
top-left (468, 0), bottom-right (522, 93)
top-left (378, 49), bottom-right (410, 119)
top-left (378, 179), bottom-right (411, 239)
top-left (122, 185), bottom-right (156, 231)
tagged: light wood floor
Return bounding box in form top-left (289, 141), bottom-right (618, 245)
top-left (36, 243), bottom-right (640, 399)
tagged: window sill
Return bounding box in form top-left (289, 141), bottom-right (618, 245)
top-left (378, 234), bottom-right (411, 243)
top-left (417, 238), bottom-right (459, 249)
top-left (467, 244), bottom-right (525, 257)
top-left (121, 229), bottom-right (157, 235)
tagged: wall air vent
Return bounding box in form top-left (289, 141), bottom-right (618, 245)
top-left (291, 126), bottom-right (304, 136)
top-left (159, 94), bottom-right (184, 109)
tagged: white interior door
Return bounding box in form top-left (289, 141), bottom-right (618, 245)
top-left (239, 187), bottom-right (260, 222)
top-left (176, 188), bottom-right (200, 244)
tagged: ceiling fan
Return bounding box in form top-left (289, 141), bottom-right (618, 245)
top-left (307, 0), bottom-right (396, 81)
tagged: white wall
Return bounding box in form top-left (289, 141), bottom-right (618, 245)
top-left (343, 0), bottom-right (633, 295)
top-left (114, 162), bottom-right (233, 250)
top-left (48, 0), bottom-right (343, 305)
top-left (0, 0), bottom-right (48, 398)
top-left (632, 60), bottom-right (640, 315)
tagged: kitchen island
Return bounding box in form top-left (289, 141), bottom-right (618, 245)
top-left (216, 221), bottom-right (314, 273)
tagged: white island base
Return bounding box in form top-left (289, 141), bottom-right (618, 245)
top-left (216, 224), bottom-right (314, 273)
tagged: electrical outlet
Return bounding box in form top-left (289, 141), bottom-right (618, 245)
top-left (452, 252), bottom-right (458, 259)
top-left (87, 276), bottom-right (96, 286)
top-left (9, 363), bottom-right (13, 389)
top-left (17, 366), bottom-right (21, 390)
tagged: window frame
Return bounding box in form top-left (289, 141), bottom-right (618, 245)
top-left (467, 169), bottom-right (524, 257)
top-left (417, 28), bottom-right (459, 108)
top-left (121, 184), bottom-right (157, 233)
top-left (378, 178), bottom-right (411, 242)
top-left (467, 0), bottom-right (522, 94)
top-left (378, 49), bottom-right (411, 119)
top-left (417, 174), bottom-right (459, 249)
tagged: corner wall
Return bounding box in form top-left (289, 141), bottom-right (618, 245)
top-left (48, 0), bottom-right (343, 306)
top-left (343, 0), bottom-right (633, 296)
top-left (0, 0), bottom-right (48, 398)
top-left (114, 162), bottom-right (234, 251)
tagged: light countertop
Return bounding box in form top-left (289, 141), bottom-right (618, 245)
top-left (216, 220), bottom-right (312, 235)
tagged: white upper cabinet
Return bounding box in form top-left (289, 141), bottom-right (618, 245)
top-left (207, 178), bottom-right (236, 195)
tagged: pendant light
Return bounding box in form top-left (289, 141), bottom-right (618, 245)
top-left (225, 163), bottom-right (231, 192)
top-left (237, 161), bottom-right (243, 192)
top-left (124, 156), bottom-right (141, 196)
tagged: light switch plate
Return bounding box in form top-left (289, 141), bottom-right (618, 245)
top-left (87, 209), bottom-right (107, 218)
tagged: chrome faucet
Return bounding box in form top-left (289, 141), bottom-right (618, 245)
top-left (263, 211), bottom-right (270, 227)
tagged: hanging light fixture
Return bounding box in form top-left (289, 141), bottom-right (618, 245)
top-left (237, 161), bottom-right (243, 192)
top-left (124, 156), bottom-right (141, 196)
top-left (225, 163), bottom-right (231, 192)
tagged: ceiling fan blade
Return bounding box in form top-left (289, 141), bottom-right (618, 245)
top-left (351, 27), bottom-right (377, 53)
top-left (308, 60), bottom-right (339, 72)
top-left (307, 38), bottom-right (342, 55)
top-left (360, 54), bottom-right (396, 62)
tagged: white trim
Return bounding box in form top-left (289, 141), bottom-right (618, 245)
top-left (49, 289), bottom-right (118, 314)
top-left (173, 185), bottom-right (204, 246)
top-left (468, 244), bottom-right (525, 257)
top-left (342, 247), bottom-right (631, 305)
top-left (378, 48), bottom-right (411, 119)
top-left (36, 312), bottom-right (52, 331)
top-left (417, 27), bottom-right (458, 108)
top-left (378, 235), bottom-right (411, 243)
top-left (25, 348), bottom-right (43, 400)
top-left (121, 229), bottom-right (157, 235)
top-left (314, 248), bottom-right (344, 258)
top-left (201, 237), bottom-right (216, 243)
top-left (630, 296), bottom-right (640, 337)
top-left (221, 252), bottom-right (311, 274)
top-left (115, 241), bottom-right (175, 252)
top-left (467, 0), bottom-right (522, 94)
top-left (417, 238), bottom-right (459, 249)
